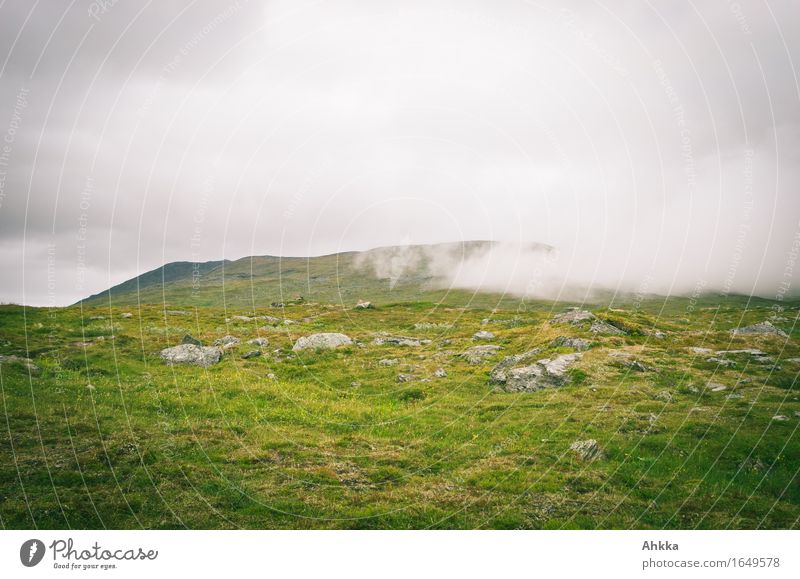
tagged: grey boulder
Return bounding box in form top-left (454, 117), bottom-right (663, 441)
top-left (493, 352), bottom-right (582, 392)
top-left (213, 335), bottom-right (241, 349)
top-left (570, 439), bottom-right (604, 462)
top-left (731, 321), bottom-right (787, 338)
top-left (160, 344), bottom-right (222, 367)
top-left (292, 332), bottom-right (353, 351)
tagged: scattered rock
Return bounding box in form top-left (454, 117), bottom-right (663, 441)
top-left (350, 381), bottom-right (361, 388)
top-left (489, 349), bottom-right (542, 382)
top-left (590, 320), bottom-right (626, 335)
top-left (772, 415), bottom-right (789, 422)
top-left (397, 373), bottom-right (412, 383)
top-left (378, 358), bottom-right (399, 366)
top-left (460, 345), bottom-right (502, 364)
top-left (621, 360), bottom-right (653, 372)
top-left (119, 312), bottom-right (133, 318)
top-left (89, 315), bottom-right (105, 320)
top-left (414, 322), bottom-right (453, 330)
top-left (570, 439), bottom-right (603, 462)
top-left (434, 368), bottom-right (447, 378)
top-left (267, 373), bottom-right (276, 380)
top-left (706, 357), bottom-right (736, 367)
top-left (495, 353), bottom-right (583, 392)
top-left (354, 300), bottom-right (373, 309)
top-left (652, 331), bottom-right (666, 339)
top-left (229, 315), bottom-right (253, 322)
top-left (552, 309), bottom-right (595, 324)
top-left (256, 315), bottom-right (281, 323)
top-left (181, 334), bottom-right (202, 346)
top-left (0, 355), bottom-right (39, 373)
top-left (608, 351), bottom-right (631, 358)
top-left (725, 393), bottom-right (743, 400)
top-left (691, 347), bottom-right (713, 354)
top-left (739, 456), bottom-right (767, 473)
top-left (654, 391), bottom-right (673, 403)
top-left (706, 382), bottom-right (727, 392)
top-left (292, 333), bottom-right (353, 351)
top-left (373, 333), bottom-right (431, 347)
top-left (731, 321), bottom-right (788, 338)
top-left (473, 330), bottom-right (495, 340)
top-left (552, 336), bottom-right (590, 351)
top-left (166, 310), bottom-right (189, 316)
top-left (241, 350), bottom-right (261, 359)
top-left (213, 335), bottom-right (241, 349)
top-left (716, 349), bottom-right (766, 356)
top-left (248, 338), bottom-right (269, 346)
top-left (160, 344), bottom-right (222, 367)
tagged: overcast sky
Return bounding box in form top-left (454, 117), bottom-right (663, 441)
top-left (0, 0), bottom-right (798, 306)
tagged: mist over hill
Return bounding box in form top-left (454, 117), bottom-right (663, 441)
top-left (77, 239), bottom-right (795, 310)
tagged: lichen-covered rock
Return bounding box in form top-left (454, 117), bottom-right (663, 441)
top-left (460, 344), bottom-right (502, 364)
top-left (552, 336), bottom-right (590, 351)
top-left (590, 320), bottom-right (626, 335)
top-left (372, 333), bottom-right (431, 347)
top-left (494, 353), bottom-right (583, 392)
top-left (706, 382), bottom-right (727, 392)
top-left (489, 349), bottom-right (542, 383)
top-left (552, 309), bottom-right (595, 324)
top-left (378, 358), bottom-right (399, 366)
top-left (434, 368), bottom-right (447, 378)
top-left (570, 439), bottom-right (603, 461)
top-left (119, 312), bottom-right (133, 318)
top-left (473, 330), bottom-right (495, 340)
top-left (731, 321), bottom-right (788, 338)
top-left (292, 332), bottom-right (353, 351)
top-left (241, 350), bottom-right (261, 359)
top-left (248, 338), bottom-right (269, 346)
top-left (0, 354), bottom-right (40, 373)
top-left (355, 300), bottom-right (373, 309)
top-left (160, 344), bottom-right (222, 367)
top-left (621, 359), bottom-right (653, 372)
top-left (213, 335), bottom-right (241, 349)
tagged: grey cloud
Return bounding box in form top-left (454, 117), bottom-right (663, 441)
top-left (0, 0), bottom-right (798, 305)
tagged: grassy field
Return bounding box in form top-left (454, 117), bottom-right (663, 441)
top-left (1, 294), bottom-right (798, 529)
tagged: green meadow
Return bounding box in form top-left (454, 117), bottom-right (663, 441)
top-left (1, 288), bottom-right (798, 529)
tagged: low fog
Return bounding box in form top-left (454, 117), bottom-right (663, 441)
top-left (0, 1), bottom-right (798, 305)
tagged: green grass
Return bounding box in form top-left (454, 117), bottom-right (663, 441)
top-left (0, 295), bottom-right (798, 529)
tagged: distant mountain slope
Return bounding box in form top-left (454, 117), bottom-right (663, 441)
top-left (78, 241), bottom-right (553, 308)
top-left (78, 259), bottom-right (229, 306)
